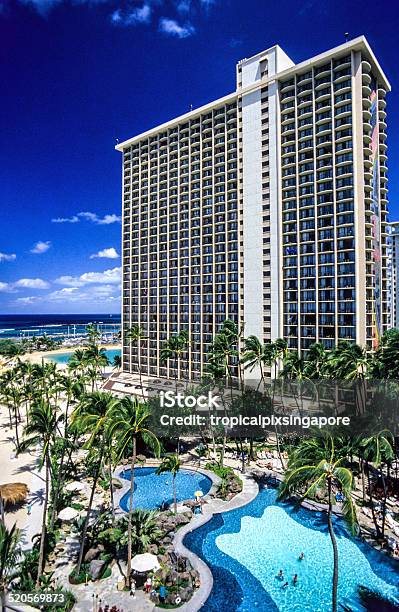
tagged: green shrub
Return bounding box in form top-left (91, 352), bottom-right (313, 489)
top-left (99, 566), bottom-right (112, 580)
top-left (69, 563), bottom-right (90, 585)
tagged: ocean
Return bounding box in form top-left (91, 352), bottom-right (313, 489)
top-left (0, 314), bottom-right (121, 340)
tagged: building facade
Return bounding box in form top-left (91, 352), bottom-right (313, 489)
top-left (389, 222), bottom-right (399, 329)
top-left (117, 36), bottom-right (390, 379)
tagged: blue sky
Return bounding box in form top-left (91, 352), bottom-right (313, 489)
top-left (0, 0), bottom-right (398, 314)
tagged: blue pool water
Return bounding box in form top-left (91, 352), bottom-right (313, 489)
top-left (47, 348), bottom-right (121, 365)
top-left (119, 467), bottom-right (212, 511)
top-left (184, 485), bottom-right (399, 612)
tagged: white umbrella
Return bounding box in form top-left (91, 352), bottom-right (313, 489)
top-left (64, 481), bottom-right (85, 493)
top-left (131, 553), bottom-right (160, 573)
top-left (58, 507), bottom-right (79, 522)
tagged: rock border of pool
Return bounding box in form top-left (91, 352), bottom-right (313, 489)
top-left (112, 462), bottom-right (221, 519)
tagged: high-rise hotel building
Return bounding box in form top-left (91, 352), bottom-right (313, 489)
top-left (116, 36), bottom-right (390, 380)
top-left (389, 222), bottom-right (399, 329)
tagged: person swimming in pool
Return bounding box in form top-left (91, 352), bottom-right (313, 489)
top-left (277, 570), bottom-right (284, 580)
top-left (293, 574), bottom-right (298, 585)
top-left (298, 552), bottom-right (305, 560)
top-left (282, 582), bottom-right (289, 589)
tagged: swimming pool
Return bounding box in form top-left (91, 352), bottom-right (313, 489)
top-left (184, 484), bottom-right (399, 612)
top-left (119, 466), bottom-right (212, 511)
top-left (47, 348), bottom-right (121, 365)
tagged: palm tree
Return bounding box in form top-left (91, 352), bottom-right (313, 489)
top-left (360, 430), bottom-right (394, 539)
top-left (112, 355), bottom-right (122, 371)
top-left (85, 322), bottom-right (101, 346)
top-left (278, 437), bottom-right (357, 612)
top-left (85, 346), bottom-right (110, 390)
top-left (125, 324), bottom-right (147, 399)
top-left (327, 341), bottom-right (369, 414)
top-left (207, 326), bottom-right (239, 466)
top-left (0, 369), bottom-right (22, 449)
top-left (49, 376), bottom-right (84, 530)
top-left (304, 343), bottom-right (328, 379)
top-left (67, 349), bottom-right (88, 377)
top-left (156, 454), bottom-right (181, 514)
top-left (160, 330), bottom-right (189, 393)
top-left (371, 328), bottom-right (399, 378)
top-left (129, 509), bottom-right (162, 553)
top-left (21, 401), bottom-right (62, 587)
top-left (0, 522), bottom-right (22, 609)
top-left (108, 397), bottom-right (160, 588)
top-left (241, 335), bottom-right (267, 390)
top-left (71, 391), bottom-right (120, 575)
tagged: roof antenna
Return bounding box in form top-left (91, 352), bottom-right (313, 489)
top-left (344, 32), bottom-right (349, 42)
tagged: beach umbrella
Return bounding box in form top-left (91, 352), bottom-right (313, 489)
top-left (64, 481), bottom-right (85, 493)
top-left (194, 490), bottom-right (203, 499)
top-left (58, 507), bottom-right (79, 522)
top-left (131, 553), bottom-right (160, 573)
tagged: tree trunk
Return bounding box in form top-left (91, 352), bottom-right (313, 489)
top-left (138, 341), bottom-right (145, 402)
top-left (173, 474), bottom-right (177, 515)
top-left (380, 466), bottom-right (388, 539)
top-left (109, 459), bottom-right (115, 521)
top-left (36, 453), bottom-right (50, 587)
top-left (49, 443), bottom-right (66, 531)
top-left (327, 477), bottom-right (339, 612)
top-left (360, 458), bottom-right (366, 502)
top-left (275, 426), bottom-right (285, 471)
top-left (127, 435), bottom-right (137, 588)
top-left (271, 371), bottom-right (285, 471)
top-left (366, 463), bottom-right (382, 539)
top-left (76, 444), bottom-right (105, 575)
top-left (49, 395), bottom-right (70, 530)
top-left (13, 405), bottom-right (20, 451)
top-left (0, 493), bottom-right (4, 524)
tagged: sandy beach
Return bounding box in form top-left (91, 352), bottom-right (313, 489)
top-left (0, 401), bottom-right (44, 549)
top-left (0, 343), bottom-right (121, 547)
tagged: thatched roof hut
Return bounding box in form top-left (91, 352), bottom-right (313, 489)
top-left (0, 482), bottom-right (29, 506)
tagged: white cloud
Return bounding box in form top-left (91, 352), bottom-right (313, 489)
top-left (77, 212), bottom-right (121, 225)
top-left (47, 284), bottom-right (119, 303)
top-left (15, 278), bottom-right (50, 289)
top-left (51, 215), bottom-right (79, 224)
top-left (0, 252), bottom-right (16, 262)
top-left (50, 211), bottom-right (121, 225)
top-left (55, 266), bottom-right (121, 287)
top-left (14, 296), bottom-right (40, 305)
top-left (159, 17), bottom-right (195, 38)
top-left (30, 240), bottom-right (51, 254)
top-left (14, 284), bottom-right (120, 307)
top-left (90, 247), bottom-right (120, 259)
top-left (113, 3), bottom-right (152, 26)
top-left (0, 282), bottom-right (11, 292)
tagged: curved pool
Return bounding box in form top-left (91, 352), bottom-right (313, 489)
top-left (184, 484), bottom-right (399, 612)
top-left (119, 466), bottom-right (212, 511)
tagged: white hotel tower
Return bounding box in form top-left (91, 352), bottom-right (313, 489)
top-left (116, 36), bottom-right (390, 380)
